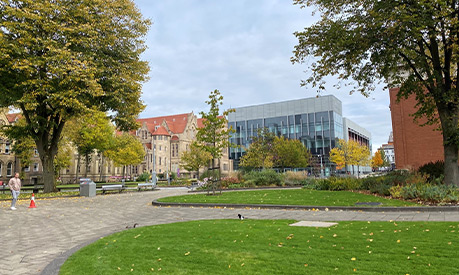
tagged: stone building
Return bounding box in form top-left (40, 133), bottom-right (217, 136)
top-left (136, 112), bottom-right (233, 178)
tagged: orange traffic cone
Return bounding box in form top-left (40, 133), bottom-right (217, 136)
top-left (29, 193), bottom-right (36, 208)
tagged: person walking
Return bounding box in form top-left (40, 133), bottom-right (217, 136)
top-left (8, 172), bottom-right (21, 210)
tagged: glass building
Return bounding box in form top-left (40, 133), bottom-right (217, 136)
top-left (228, 95), bottom-right (371, 175)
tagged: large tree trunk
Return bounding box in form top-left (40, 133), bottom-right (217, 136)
top-left (41, 154), bottom-right (56, 193)
top-left (443, 143), bottom-right (459, 186)
top-left (438, 106), bottom-right (459, 186)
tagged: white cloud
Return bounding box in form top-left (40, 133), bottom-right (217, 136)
top-left (134, 0), bottom-right (392, 152)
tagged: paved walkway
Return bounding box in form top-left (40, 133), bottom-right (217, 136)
top-left (1, 189), bottom-right (459, 275)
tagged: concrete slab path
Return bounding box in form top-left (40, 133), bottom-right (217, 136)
top-left (1, 188), bottom-right (459, 275)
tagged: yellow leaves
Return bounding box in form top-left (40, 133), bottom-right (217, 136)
top-left (351, 257), bottom-right (356, 261)
top-left (397, 240), bottom-right (401, 243)
top-left (134, 234), bottom-right (141, 239)
top-left (184, 252), bottom-right (191, 256)
top-left (286, 234), bottom-right (294, 240)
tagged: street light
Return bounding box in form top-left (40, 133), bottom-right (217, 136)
top-left (151, 147), bottom-right (157, 185)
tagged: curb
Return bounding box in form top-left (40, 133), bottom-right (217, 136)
top-left (152, 200), bottom-right (459, 212)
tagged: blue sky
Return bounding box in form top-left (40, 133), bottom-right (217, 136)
top-left (133, 0), bottom-right (392, 151)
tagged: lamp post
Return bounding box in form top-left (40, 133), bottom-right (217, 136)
top-left (151, 147), bottom-right (157, 185)
top-left (317, 153), bottom-right (323, 178)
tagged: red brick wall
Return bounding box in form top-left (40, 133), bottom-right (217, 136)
top-left (389, 88), bottom-right (444, 170)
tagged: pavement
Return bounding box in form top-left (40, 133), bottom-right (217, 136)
top-left (1, 188), bottom-right (459, 275)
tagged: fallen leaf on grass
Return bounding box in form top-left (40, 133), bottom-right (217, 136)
top-left (185, 252), bottom-right (191, 256)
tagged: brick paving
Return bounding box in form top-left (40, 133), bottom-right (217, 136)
top-left (1, 188), bottom-right (459, 275)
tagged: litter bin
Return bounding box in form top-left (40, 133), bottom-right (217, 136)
top-left (79, 178), bottom-right (96, 197)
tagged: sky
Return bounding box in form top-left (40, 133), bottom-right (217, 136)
top-left (133, 0), bottom-right (392, 152)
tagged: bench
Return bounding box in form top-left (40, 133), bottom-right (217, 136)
top-left (137, 182), bottom-right (156, 191)
top-left (1, 184), bottom-right (8, 194)
top-left (101, 184), bottom-right (124, 194)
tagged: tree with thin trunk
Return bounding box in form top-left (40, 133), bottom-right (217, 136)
top-left (0, 0), bottom-right (149, 192)
top-left (196, 90), bottom-right (235, 195)
top-left (292, 0), bottom-right (459, 186)
top-left (180, 141), bottom-right (212, 179)
top-left (105, 133), bottom-right (145, 182)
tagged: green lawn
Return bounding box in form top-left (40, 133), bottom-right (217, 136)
top-left (60, 220), bottom-right (459, 274)
top-left (157, 189), bottom-right (420, 207)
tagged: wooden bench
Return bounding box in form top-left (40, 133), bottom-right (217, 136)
top-left (137, 182), bottom-right (156, 191)
top-left (101, 184), bottom-right (124, 194)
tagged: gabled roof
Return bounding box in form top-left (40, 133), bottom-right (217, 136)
top-left (171, 135), bottom-right (179, 141)
top-left (152, 125), bottom-right (170, 136)
top-left (145, 143), bottom-right (152, 149)
top-left (137, 113), bottom-right (190, 135)
top-left (6, 113), bottom-right (21, 123)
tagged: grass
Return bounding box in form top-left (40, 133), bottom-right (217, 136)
top-left (60, 219), bottom-right (459, 274)
top-left (157, 189), bottom-right (420, 207)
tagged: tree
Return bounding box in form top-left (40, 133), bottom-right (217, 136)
top-left (272, 136), bottom-right (311, 169)
top-left (330, 139), bottom-right (368, 176)
top-left (67, 111), bottom-right (115, 180)
top-left (292, 0), bottom-right (459, 185)
top-left (354, 143), bottom-right (371, 178)
top-left (239, 128), bottom-right (275, 170)
top-left (105, 133), bottom-right (145, 180)
top-left (371, 150), bottom-right (384, 169)
top-left (196, 89), bottom-right (234, 194)
top-left (379, 149), bottom-right (390, 168)
top-left (0, 0), bottom-right (149, 192)
top-left (180, 141), bottom-right (212, 179)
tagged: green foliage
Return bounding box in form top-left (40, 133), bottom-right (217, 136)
top-left (272, 136), bottom-right (311, 169)
top-left (136, 172), bottom-right (150, 182)
top-left (180, 141), bottom-right (212, 176)
top-left (239, 128), bottom-right (275, 169)
top-left (418, 161), bottom-right (445, 182)
top-left (283, 171), bottom-right (309, 186)
top-left (292, 0), bottom-right (459, 185)
top-left (105, 133), bottom-right (145, 168)
top-left (220, 177), bottom-right (243, 189)
top-left (199, 169), bottom-right (221, 181)
top-left (196, 89), bottom-right (235, 161)
top-left (398, 184), bottom-right (458, 203)
top-left (243, 169), bottom-right (283, 187)
top-left (0, 0), bottom-right (149, 192)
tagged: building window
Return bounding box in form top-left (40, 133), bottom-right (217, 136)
top-left (33, 163), bottom-right (39, 172)
top-left (159, 145), bottom-right (162, 151)
top-left (24, 166), bottom-right (30, 172)
top-left (34, 149), bottom-right (39, 157)
top-left (0, 162), bottom-right (2, 176)
top-left (7, 162), bottom-right (12, 176)
top-left (223, 164), bottom-right (228, 171)
top-left (159, 157), bottom-right (162, 166)
top-left (5, 143), bottom-right (10, 154)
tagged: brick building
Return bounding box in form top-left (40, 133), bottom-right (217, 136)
top-left (389, 88), bottom-right (444, 170)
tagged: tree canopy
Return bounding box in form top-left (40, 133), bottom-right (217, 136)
top-left (180, 141), bottom-right (212, 178)
top-left (292, 0), bottom-right (459, 185)
top-left (330, 139), bottom-right (370, 175)
top-left (0, 0), bottom-right (150, 191)
top-left (239, 128), bottom-right (275, 169)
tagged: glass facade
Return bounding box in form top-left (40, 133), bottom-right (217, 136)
top-left (229, 110), bottom-right (345, 170)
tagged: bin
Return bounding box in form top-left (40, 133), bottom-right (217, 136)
top-left (79, 178), bottom-right (96, 197)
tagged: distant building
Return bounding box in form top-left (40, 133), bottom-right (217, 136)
top-left (228, 95), bottom-right (371, 175)
top-left (378, 132), bottom-right (396, 170)
top-left (136, 113), bottom-right (233, 178)
top-left (389, 88), bottom-right (444, 170)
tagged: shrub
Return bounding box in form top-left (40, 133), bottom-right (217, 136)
top-left (284, 171), bottom-right (308, 186)
top-left (389, 185), bottom-right (403, 198)
top-left (325, 177), bottom-right (361, 191)
top-left (136, 172), bottom-right (150, 182)
top-left (200, 169), bottom-right (221, 181)
top-left (243, 169), bottom-right (283, 186)
top-left (220, 177), bottom-right (242, 189)
top-left (418, 160), bottom-right (444, 182)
